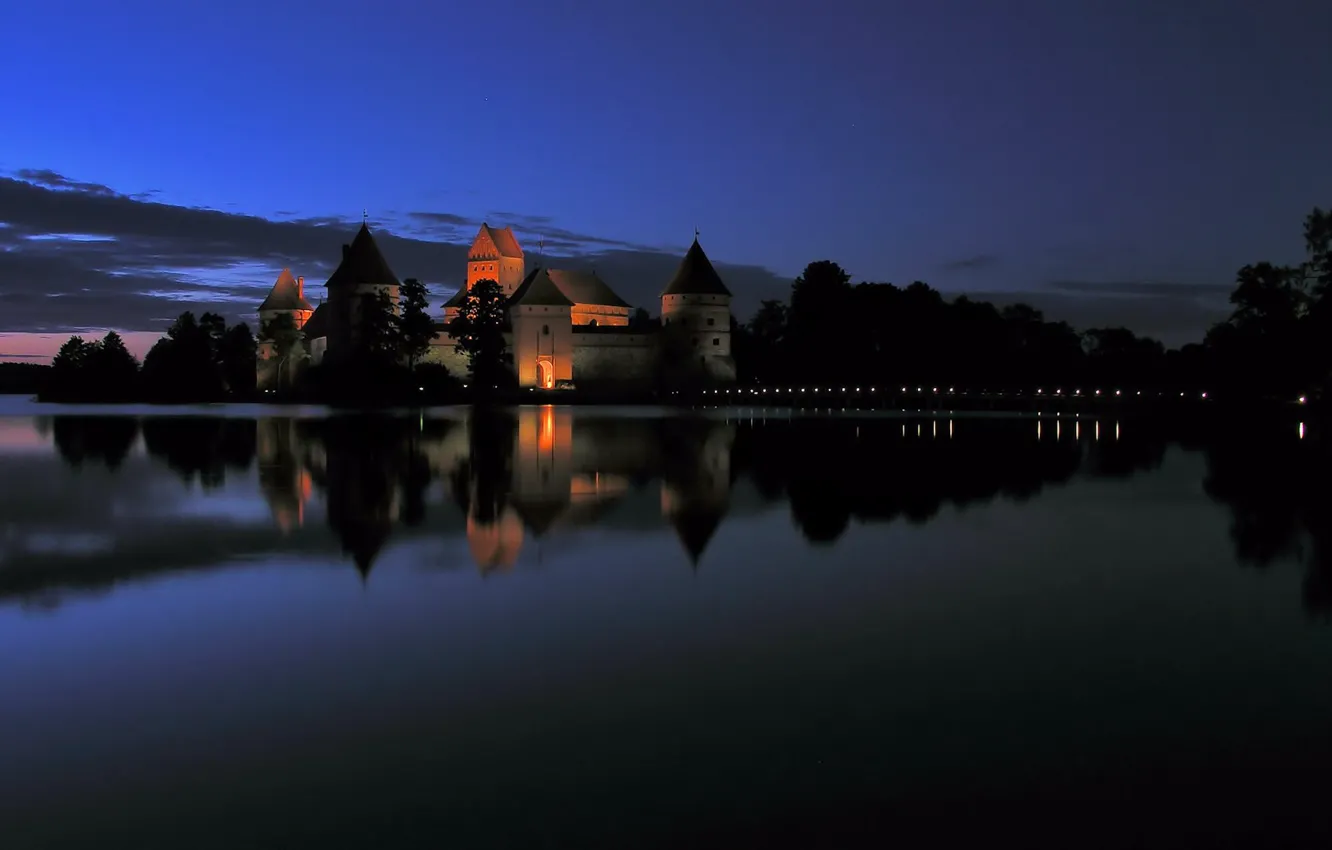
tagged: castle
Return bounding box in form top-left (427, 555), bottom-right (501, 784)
top-left (256, 222), bottom-right (736, 389)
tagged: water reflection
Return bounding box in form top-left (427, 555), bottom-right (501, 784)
top-left (51, 416), bottom-right (139, 470)
top-left (1202, 417), bottom-right (1332, 616)
top-left (6, 409), bottom-right (1328, 617)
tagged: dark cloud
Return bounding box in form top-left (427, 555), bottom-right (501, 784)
top-left (941, 254), bottom-right (1000, 271)
top-left (407, 211), bottom-right (478, 227)
top-left (14, 168), bottom-right (116, 197)
top-left (1047, 279), bottom-right (1233, 298)
top-left (0, 169), bottom-right (790, 333)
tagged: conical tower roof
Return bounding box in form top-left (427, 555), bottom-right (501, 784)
top-left (510, 496), bottom-right (569, 536)
top-left (662, 239), bottom-right (731, 297)
top-left (259, 268), bottom-right (314, 312)
top-left (326, 223), bottom-right (401, 289)
top-left (670, 508), bottom-right (723, 566)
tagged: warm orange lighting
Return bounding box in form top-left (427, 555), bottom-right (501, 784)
top-left (467, 508), bottom-right (524, 571)
top-left (538, 404), bottom-right (556, 453)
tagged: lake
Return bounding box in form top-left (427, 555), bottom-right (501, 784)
top-left (1, 400), bottom-right (1329, 848)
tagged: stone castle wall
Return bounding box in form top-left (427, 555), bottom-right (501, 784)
top-left (425, 329), bottom-right (656, 387)
top-left (571, 332), bottom-right (657, 386)
top-left (423, 334), bottom-right (477, 377)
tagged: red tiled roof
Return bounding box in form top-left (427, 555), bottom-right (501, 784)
top-left (547, 269), bottom-right (631, 309)
top-left (508, 268), bottom-right (575, 307)
top-left (259, 268), bottom-right (314, 312)
top-left (471, 223), bottom-right (524, 259)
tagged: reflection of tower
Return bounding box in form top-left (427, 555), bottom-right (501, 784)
top-left (509, 406), bottom-right (574, 536)
top-left (257, 418), bottom-right (312, 534)
top-left (323, 422), bottom-right (401, 579)
top-left (660, 421), bottom-right (734, 567)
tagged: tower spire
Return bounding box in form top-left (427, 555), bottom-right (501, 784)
top-left (363, 208), bottom-right (368, 225)
top-left (694, 226), bottom-right (699, 241)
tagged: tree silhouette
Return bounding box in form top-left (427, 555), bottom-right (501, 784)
top-left (446, 279), bottom-right (511, 388)
top-left (88, 331), bottom-right (140, 399)
top-left (220, 323), bottom-right (257, 396)
top-left (261, 312), bottom-right (304, 390)
top-left (358, 289), bottom-right (400, 366)
top-left (397, 277), bottom-right (436, 371)
top-left (48, 336), bottom-right (96, 400)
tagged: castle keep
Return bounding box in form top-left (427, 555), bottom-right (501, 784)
top-left (256, 223), bottom-right (736, 389)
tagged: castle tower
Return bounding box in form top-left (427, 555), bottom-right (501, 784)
top-left (508, 268), bottom-right (574, 389)
top-left (255, 269), bottom-right (317, 389)
top-left (324, 223), bottom-right (401, 357)
top-left (660, 237), bottom-right (735, 382)
top-left (258, 269), bottom-right (315, 332)
top-left (467, 223), bottom-right (526, 298)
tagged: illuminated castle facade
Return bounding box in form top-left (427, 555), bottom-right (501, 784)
top-left (255, 222), bottom-right (736, 389)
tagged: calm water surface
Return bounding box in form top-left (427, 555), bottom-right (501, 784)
top-left (0, 401), bottom-right (1329, 848)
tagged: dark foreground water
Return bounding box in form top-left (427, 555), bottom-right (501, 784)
top-left (0, 402), bottom-right (1329, 848)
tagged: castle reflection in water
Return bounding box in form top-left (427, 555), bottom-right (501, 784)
top-left (256, 407), bottom-right (736, 575)
top-left (24, 408), bottom-right (1331, 616)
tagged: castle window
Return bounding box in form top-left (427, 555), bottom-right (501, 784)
top-left (543, 324), bottom-right (550, 335)
top-left (712, 337), bottom-right (719, 346)
top-left (707, 318), bottom-right (715, 326)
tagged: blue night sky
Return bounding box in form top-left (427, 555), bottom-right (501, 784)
top-left (2, 0), bottom-right (1331, 359)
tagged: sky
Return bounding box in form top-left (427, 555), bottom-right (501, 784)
top-left (1, 0), bottom-right (1330, 362)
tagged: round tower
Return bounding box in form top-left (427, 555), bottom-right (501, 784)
top-left (660, 237), bottom-right (735, 382)
top-left (324, 223), bottom-right (401, 356)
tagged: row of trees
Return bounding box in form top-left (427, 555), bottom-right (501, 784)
top-left (732, 207), bottom-right (1332, 402)
top-left (1203, 208), bottom-right (1332, 400)
top-left (46, 313), bottom-right (257, 402)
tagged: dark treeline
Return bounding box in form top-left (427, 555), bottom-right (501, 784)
top-left (734, 207), bottom-right (1332, 404)
top-left (0, 363), bottom-right (49, 395)
top-left (42, 313), bottom-right (258, 403)
top-left (38, 410), bottom-right (1332, 617)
